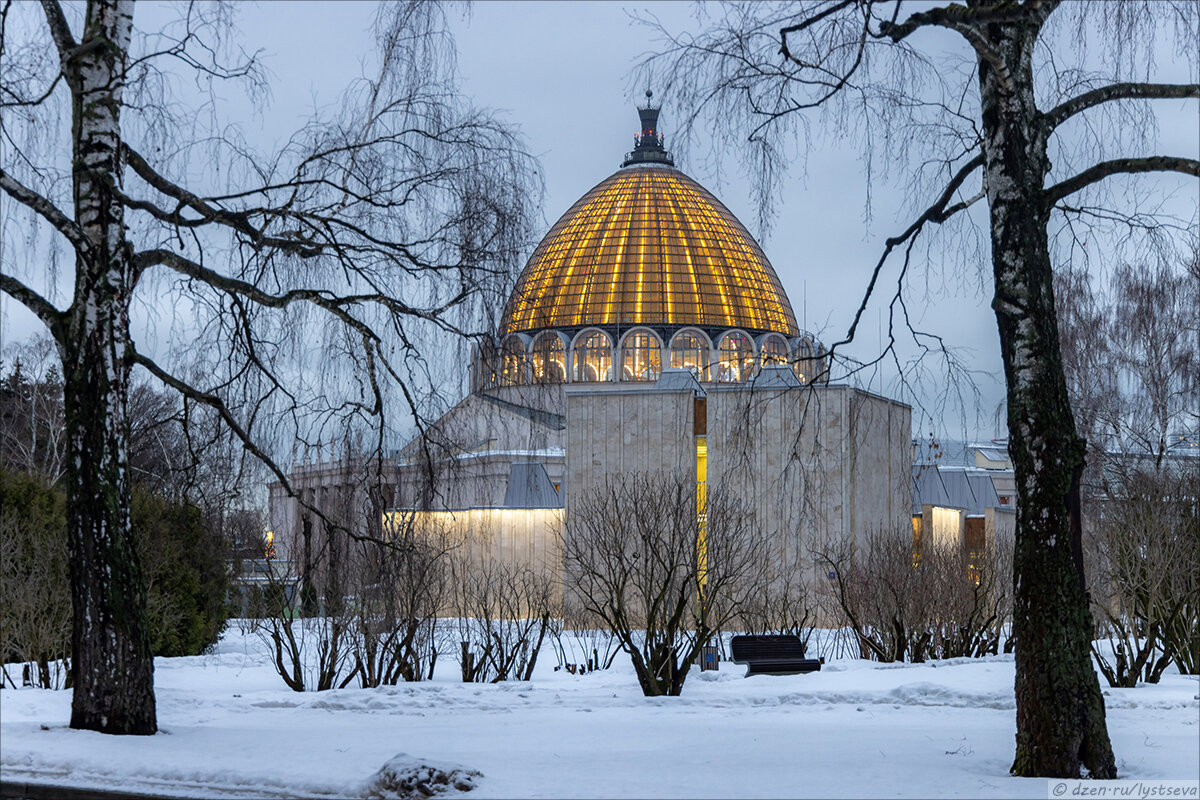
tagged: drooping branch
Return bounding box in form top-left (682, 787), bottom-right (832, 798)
top-left (830, 152), bottom-right (983, 352)
top-left (779, 0), bottom-right (856, 45)
top-left (0, 168), bottom-right (91, 254)
top-left (1044, 82), bottom-right (1200, 131)
top-left (0, 273), bottom-right (64, 341)
top-left (130, 349), bottom-right (380, 548)
top-left (121, 145), bottom-right (470, 275)
top-left (778, 2), bottom-right (871, 112)
top-left (122, 147), bottom-right (323, 258)
top-left (0, 72), bottom-right (64, 109)
top-left (133, 248), bottom-right (470, 334)
top-left (1043, 156), bottom-right (1200, 208)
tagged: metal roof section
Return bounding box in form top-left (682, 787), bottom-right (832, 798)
top-left (912, 438), bottom-right (1011, 469)
top-left (912, 465), bottom-right (951, 514)
top-left (654, 367), bottom-right (706, 395)
top-left (912, 465), bottom-right (1006, 516)
top-left (964, 471), bottom-right (1002, 513)
top-left (976, 446), bottom-right (1011, 465)
top-left (501, 461), bottom-right (563, 509)
top-left (750, 364), bottom-right (804, 390)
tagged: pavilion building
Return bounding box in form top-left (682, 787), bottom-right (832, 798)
top-left (270, 99), bottom-right (912, 596)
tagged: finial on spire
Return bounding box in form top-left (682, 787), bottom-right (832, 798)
top-left (623, 91), bottom-right (674, 168)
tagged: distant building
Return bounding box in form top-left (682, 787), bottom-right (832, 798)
top-left (910, 439), bottom-right (1016, 577)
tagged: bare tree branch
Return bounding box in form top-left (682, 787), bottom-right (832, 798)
top-left (0, 72), bottom-right (63, 109)
top-left (0, 274), bottom-right (64, 340)
top-left (129, 348), bottom-right (355, 547)
top-left (133, 248), bottom-right (468, 333)
top-left (1044, 82), bottom-right (1200, 131)
top-left (122, 146), bottom-right (324, 258)
top-left (831, 152), bottom-right (983, 353)
top-left (0, 168), bottom-right (90, 254)
top-left (38, 0), bottom-right (75, 61)
top-left (1044, 156), bottom-right (1200, 208)
top-left (876, 0), bottom-right (1058, 43)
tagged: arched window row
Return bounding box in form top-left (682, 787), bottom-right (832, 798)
top-left (480, 330), bottom-right (827, 387)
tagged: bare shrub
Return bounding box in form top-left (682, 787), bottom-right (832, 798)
top-left (1088, 468), bottom-right (1199, 685)
top-left (551, 604), bottom-right (621, 675)
top-left (562, 472), bottom-right (765, 696)
top-left (450, 553), bottom-right (558, 683)
top-left (252, 565), bottom-right (355, 693)
top-left (346, 513), bottom-right (456, 687)
top-left (0, 503), bottom-right (70, 690)
top-left (818, 527), bottom-right (1011, 663)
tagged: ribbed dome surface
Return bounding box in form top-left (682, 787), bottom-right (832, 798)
top-left (499, 164), bottom-right (798, 337)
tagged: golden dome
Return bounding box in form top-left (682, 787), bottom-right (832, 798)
top-left (498, 164), bottom-right (799, 337)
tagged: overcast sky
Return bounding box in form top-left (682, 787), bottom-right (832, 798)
top-left (3, 1), bottom-right (1196, 442)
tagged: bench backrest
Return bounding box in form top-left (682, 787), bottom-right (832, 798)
top-left (730, 634), bottom-right (807, 661)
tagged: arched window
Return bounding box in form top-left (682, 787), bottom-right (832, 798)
top-left (760, 334), bottom-right (789, 367)
top-left (531, 332), bottom-right (566, 384)
top-left (716, 331), bottom-right (754, 383)
top-left (474, 337), bottom-right (500, 390)
top-left (572, 330), bottom-right (613, 382)
top-left (620, 329), bottom-right (662, 382)
top-left (813, 342), bottom-right (829, 384)
top-left (500, 336), bottom-right (527, 386)
top-left (669, 330), bottom-right (712, 381)
top-left (794, 337), bottom-right (814, 384)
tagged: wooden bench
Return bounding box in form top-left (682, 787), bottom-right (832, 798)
top-left (729, 634), bottom-right (822, 677)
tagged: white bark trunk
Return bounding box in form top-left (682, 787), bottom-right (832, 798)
top-left (62, 0), bottom-right (157, 735)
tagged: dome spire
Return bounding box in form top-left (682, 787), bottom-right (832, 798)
top-left (622, 90), bottom-right (675, 167)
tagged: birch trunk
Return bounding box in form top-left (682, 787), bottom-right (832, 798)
top-left (61, 0), bottom-right (156, 735)
top-left (975, 18), bottom-right (1115, 778)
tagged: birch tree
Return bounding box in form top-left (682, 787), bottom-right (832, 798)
top-left (641, 0), bottom-right (1198, 779)
top-left (0, 0), bottom-right (537, 734)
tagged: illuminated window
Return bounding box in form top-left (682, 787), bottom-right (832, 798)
top-left (716, 331), bottom-right (754, 383)
top-left (912, 515), bottom-right (923, 568)
top-left (620, 329), bottom-right (662, 382)
top-left (669, 329), bottom-right (712, 381)
top-left (794, 337), bottom-right (814, 384)
top-left (572, 330), bottom-right (613, 382)
top-left (696, 435), bottom-right (708, 588)
top-left (813, 342), bottom-right (829, 384)
top-left (496, 167), bottom-right (800, 338)
top-left (965, 518), bottom-right (986, 585)
top-left (500, 336), bottom-right (527, 386)
top-left (475, 337), bottom-right (500, 389)
top-left (760, 334), bottom-right (789, 366)
top-left (531, 332), bottom-right (566, 384)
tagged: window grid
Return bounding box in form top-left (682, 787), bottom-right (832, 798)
top-left (717, 332), bottom-right (755, 383)
top-left (670, 330), bottom-right (712, 381)
top-left (621, 330), bottom-right (663, 382)
top-left (573, 331), bottom-right (613, 382)
top-left (500, 166), bottom-right (799, 336)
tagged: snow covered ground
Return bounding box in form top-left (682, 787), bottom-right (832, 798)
top-left (2, 628), bottom-right (1197, 799)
